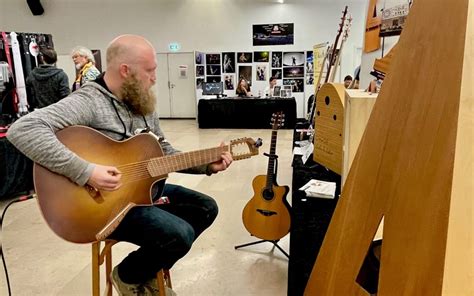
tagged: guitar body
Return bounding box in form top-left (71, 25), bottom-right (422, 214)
top-left (34, 126), bottom-right (167, 243)
top-left (242, 175), bottom-right (291, 241)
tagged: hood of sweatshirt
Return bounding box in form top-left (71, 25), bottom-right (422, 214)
top-left (30, 65), bottom-right (64, 81)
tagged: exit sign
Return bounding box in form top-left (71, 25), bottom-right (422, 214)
top-left (168, 42), bottom-right (181, 52)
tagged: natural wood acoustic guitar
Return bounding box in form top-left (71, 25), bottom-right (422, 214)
top-left (33, 126), bottom-right (260, 243)
top-left (242, 112), bottom-right (291, 241)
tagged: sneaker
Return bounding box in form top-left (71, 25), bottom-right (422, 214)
top-left (144, 275), bottom-right (177, 296)
top-left (111, 266), bottom-right (177, 296)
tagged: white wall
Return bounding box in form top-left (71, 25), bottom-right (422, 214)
top-left (1, 0), bottom-right (366, 117)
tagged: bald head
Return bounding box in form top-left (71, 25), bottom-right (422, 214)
top-left (103, 35), bottom-right (157, 100)
top-left (106, 35), bottom-right (155, 70)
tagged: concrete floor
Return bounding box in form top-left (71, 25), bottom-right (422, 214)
top-left (0, 119), bottom-right (295, 296)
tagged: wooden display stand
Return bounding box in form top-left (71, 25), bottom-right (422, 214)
top-left (305, 0), bottom-right (473, 295)
top-left (313, 83), bottom-right (345, 175)
top-left (342, 89), bottom-right (378, 185)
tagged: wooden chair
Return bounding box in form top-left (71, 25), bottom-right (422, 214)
top-left (92, 240), bottom-right (172, 296)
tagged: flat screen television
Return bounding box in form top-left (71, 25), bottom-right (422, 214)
top-left (202, 82), bottom-right (224, 96)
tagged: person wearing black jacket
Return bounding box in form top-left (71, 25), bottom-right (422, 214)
top-left (26, 47), bottom-right (70, 109)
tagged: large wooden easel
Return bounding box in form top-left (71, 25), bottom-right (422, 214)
top-left (305, 0), bottom-right (472, 295)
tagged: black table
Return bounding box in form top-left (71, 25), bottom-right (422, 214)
top-left (198, 97), bottom-right (296, 129)
top-left (287, 139), bottom-right (341, 296)
top-left (0, 136), bottom-right (34, 199)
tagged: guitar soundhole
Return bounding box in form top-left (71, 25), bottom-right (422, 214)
top-left (262, 188), bottom-right (274, 201)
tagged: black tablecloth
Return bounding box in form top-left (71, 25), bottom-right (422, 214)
top-left (0, 137), bottom-right (34, 199)
top-left (198, 97), bottom-right (297, 129)
top-left (287, 154), bottom-right (341, 296)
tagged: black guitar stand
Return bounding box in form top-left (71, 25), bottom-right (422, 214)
top-left (234, 238), bottom-right (289, 259)
top-left (235, 152), bottom-right (289, 259)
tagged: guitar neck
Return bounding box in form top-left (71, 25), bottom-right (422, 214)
top-left (329, 41), bottom-right (346, 82)
top-left (147, 146), bottom-right (228, 177)
top-left (266, 130), bottom-right (278, 187)
top-left (325, 6), bottom-right (348, 83)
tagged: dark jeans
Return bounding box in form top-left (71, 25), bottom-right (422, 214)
top-left (109, 183), bottom-right (218, 284)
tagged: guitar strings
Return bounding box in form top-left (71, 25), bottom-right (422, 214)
top-left (112, 149), bottom-right (227, 184)
top-left (110, 143), bottom-right (251, 184)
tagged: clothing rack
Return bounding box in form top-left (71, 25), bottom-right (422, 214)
top-left (0, 31), bottom-right (54, 118)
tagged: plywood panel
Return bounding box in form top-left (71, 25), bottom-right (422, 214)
top-left (313, 83), bottom-right (345, 174)
top-left (304, 0), bottom-right (472, 295)
top-left (442, 2), bottom-right (473, 294)
top-left (342, 89), bottom-right (377, 185)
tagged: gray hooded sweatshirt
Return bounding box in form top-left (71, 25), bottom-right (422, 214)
top-left (7, 82), bottom-right (207, 186)
top-left (26, 64), bottom-right (70, 108)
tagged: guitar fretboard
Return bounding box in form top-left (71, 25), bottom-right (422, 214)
top-left (266, 130), bottom-right (278, 189)
top-left (147, 146), bottom-right (229, 177)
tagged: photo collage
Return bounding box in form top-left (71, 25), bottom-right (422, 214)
top-left (195, 50), bottom-right (315, 96)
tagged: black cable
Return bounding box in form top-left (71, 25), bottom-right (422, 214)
top-left (0, 193), bottom-right (35, 296)
top-left (110, 97), bottom-right (127, 140)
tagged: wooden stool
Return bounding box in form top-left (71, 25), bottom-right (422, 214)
top-left (92, 240), bottom-right (172, 296)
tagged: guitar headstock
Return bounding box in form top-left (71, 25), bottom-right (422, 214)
top-left (343, 14), bottom-right (353, 41)
top-left (270, 112), bottom-right (285, 130)
top-left (338, 6), bottom-right (349, 34)
top-left (229, 137), bottom-right (262, 160)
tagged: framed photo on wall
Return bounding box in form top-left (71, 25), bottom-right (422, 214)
top-left (283, 78), bottom-right (304, 92)
top-left (272, 69), bottom-right (282, 79)
top-left (254, 51), bottom-right (270, 63)
top-left (222, 52), bottom-right (236, 73)
top-left (206, 76), bottom-right (221, 83)
top-left (206, 53), bottom-right (221, 65)
top-left (272, 52), bottom-right (282, 68)
top-left (237, 52), bottom-right (252, 63)
top-left (223, 74), bottom-right (235, 90)
top-left (283, 52), bottom-right (305, 66)
top-left (238, 65), bottom-right (252, 86)
top-left (253, 23), bottom-right (294, 46)
top-left (196, 65), bottom-right (205, 77)
top-left (256, 64), bottom-right (268, 81)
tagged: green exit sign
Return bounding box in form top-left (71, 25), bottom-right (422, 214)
top-left (168, 42), bottom-right (181, 52)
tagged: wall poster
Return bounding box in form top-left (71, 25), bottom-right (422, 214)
top-left (253, 23), bottom-right (294, 46)
top-left (312, 42), bottom-right (329, 86)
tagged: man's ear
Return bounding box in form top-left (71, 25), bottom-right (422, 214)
top-left (119, 64), bottom-right (130, 78)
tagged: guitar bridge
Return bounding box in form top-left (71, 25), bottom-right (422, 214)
top-left (256, 209), bottom-right (277, 216)
top-left (85, 184), bottom-right (102, 200)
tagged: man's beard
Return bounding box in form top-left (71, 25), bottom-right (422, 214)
top-left (120, 74), bottom-right (157, 116)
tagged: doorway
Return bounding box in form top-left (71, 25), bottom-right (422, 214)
top-left (155, 52), bottom-right (196, 118)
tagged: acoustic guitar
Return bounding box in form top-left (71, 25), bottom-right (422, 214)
top-left (242, 112), bottom-right (291, 241)
top-left (33, 126), bottom-right (260, 243)
top-left (308, 7), bottom-right (349, 126)
top-left (325, 6), bottom-right (348, 84)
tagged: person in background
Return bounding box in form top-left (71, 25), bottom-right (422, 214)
top-left (264, 76), bottom-right (277, 97)
top-left (71, 46), bottom-right (101, 91)
top-left (236, 78), bottom-right (252, 97)
top-left (344, 75), bottom-right (353, 89)
top-left (8, 34), bottom-right (233, 295)
top-left (348, 65), bottom-right (360, 89)
top-left (26, 47), bottom-right (70, 109)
